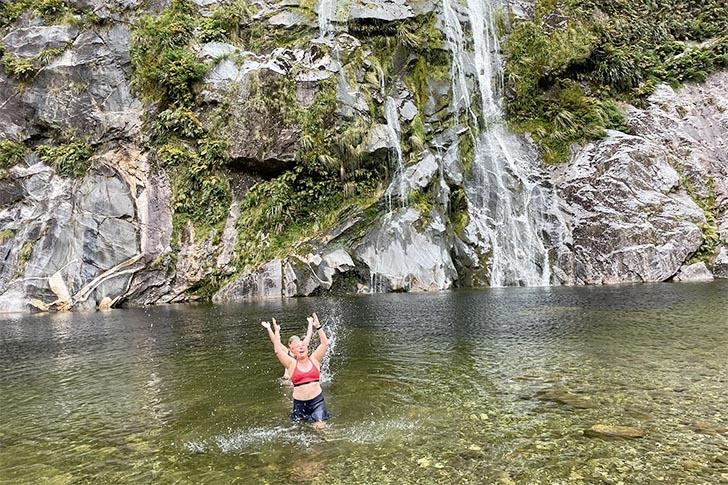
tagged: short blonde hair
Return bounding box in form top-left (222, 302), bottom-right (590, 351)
top-left (288, 335), bottom-right (301, 346)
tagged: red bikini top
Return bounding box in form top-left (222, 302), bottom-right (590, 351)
top-left (291, 359), bottom-right (320, 387)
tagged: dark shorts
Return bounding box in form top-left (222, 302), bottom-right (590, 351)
top-left (290, 393), bottom-right (331, 422)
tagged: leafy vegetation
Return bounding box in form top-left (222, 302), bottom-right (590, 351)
top-left (682, 177), bottom-right (720, 265)
top-left (504, 0), bottom-right (728, 162)
top-left (15, 239), bottom-right (35, 275)
top-left (0, 0), bottom-right (98, 28)
top-left (0, 229), bottom-right (15, 244)
top-left (1, 0), bottom-right (66, 27)
top-left (1, 46), bottom-right (65, 80)
top-left (0, 139), bottom-right (27, 169)
top-left (36, 141), bottom-right (92, 177)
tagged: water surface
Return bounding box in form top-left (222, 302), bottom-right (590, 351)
top-left (1, 282), bottom-right (728, 483)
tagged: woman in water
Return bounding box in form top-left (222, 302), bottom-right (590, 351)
top-left (262, 313), bottom-right (331, 428)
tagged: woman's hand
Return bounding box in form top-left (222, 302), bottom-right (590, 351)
top-left (261, 321), bottom-right (271, 330)
top-left (272, 318), bottom-right (280, 334)
top-left (312, 312), bottom-right (321, 329)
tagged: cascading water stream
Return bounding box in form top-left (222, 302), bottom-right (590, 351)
top-left (442, 0), bottom-right (559, 286)
top-left (317, 0), bottom-right (337, 39)
top-left (384, 96), bottom-right (407, 211)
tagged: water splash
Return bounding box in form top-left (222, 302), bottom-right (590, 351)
top-left (441, 0), bottom-right (567, 286)
top-left (318, 313), bottom-right (341, 383)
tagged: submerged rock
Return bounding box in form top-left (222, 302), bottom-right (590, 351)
top-left (536, 387), bottom-right (595, 409)
top-left (691, 420), bottom-right (728, 435)
top-left (584, 425), bottom-right (646, 439)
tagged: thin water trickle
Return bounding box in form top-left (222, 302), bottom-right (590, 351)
top-left (317, 0), bottom-right (337, 39)
top-left (384, 96), bottom-right (407, 212)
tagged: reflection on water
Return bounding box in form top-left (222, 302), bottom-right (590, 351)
top-left (1, 282), bottom-right (728, 483)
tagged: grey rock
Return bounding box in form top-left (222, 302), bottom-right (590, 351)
top-left (0, 156), bottom-right (144, 312)
top-left (356, 208), bottom-right (457, 291)
top-left (213, 259), bottom-right (284, 302)
top-left (197, 41), bottom-right (238, 60)
top-left (0, 178), bottom-right (23, 207)
top-left (673, 262), bottom-right (714, 282)
top-left (509, 0), bottom-right (535, 20)
top-left (365, 124), bottom-right (394, 154)
top-left (624, 73), bottom-right (728, 244)
top-left (400, 100), bottom-right (418, 121)
top-left (66, 0), bottom-right (142, 19)
top-left (714, 247), bottom-right (728, 279)
top-left (19, 25), bottom-right (141, 143)
top-left (269, 10), bottom-right (314, 28)
top-left (401, 151), bottom-right (438, 192)
top-left (0, 75), bottom-right (30, 139)
top-left (556, 130), bottom-right (705, 284)
top-left (2, 25), bottom-right (78, 58)
top-left (201, 47), bottom-right (336, 169)
top-left (349, 0), bottom-right (414, 22)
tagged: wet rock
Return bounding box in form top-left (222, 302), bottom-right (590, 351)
top-left (213, 260), bottom-right (284, 302)
top-left (692, 420), bottom-right (728, 435)
top-left (681, 460), bottom-right (703, 470)
top-left (355, 208), bottom-right (457, 292)
top-left (715, 455), bottom-right (728, 465)
top-left (401, 152), bottom-right (438, 192)
top-left (673, 262), bottom-right (714, 282)
top-left (269, 11), bottom-right (314, 28)
top-left (0, 178), bottom-right (24, 208)
top-left (584, 425), bottom-right (646, 439)
top-left (536, 387), bottom-right (595, 409)
top-left (365, 124), bottom-right (395, 154)
top-left (98, 296), bottom-right (113, 310)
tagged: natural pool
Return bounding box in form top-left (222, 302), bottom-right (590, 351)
top-left (1, 281), bottom-right (727, 483)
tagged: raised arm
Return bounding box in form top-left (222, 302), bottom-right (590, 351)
top-left (301, 317), bottom-right (314, 347)
top-left (310, 313), bottom-right (329, 364)
top-left (262, 318), bottom-right (294, 369)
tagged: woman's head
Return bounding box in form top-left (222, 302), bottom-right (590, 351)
top-left (288, 335), bottom-right (308, 359)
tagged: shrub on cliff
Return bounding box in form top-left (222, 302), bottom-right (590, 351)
top-left (504, 0), bottom-right (728, 163)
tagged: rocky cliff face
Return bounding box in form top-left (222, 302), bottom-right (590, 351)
top-left (0, 0), bottom-right (726, 312)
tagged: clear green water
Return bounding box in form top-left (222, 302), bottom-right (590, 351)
top-left (1, 282), bottom-right (728, 484)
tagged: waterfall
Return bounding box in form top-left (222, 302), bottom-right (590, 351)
top-left (318, 0), bottom-right (337, 39)
top-left (442, 0), bottom-right (559, 287)
top-left (384, 96), bottom-right (407, 210)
